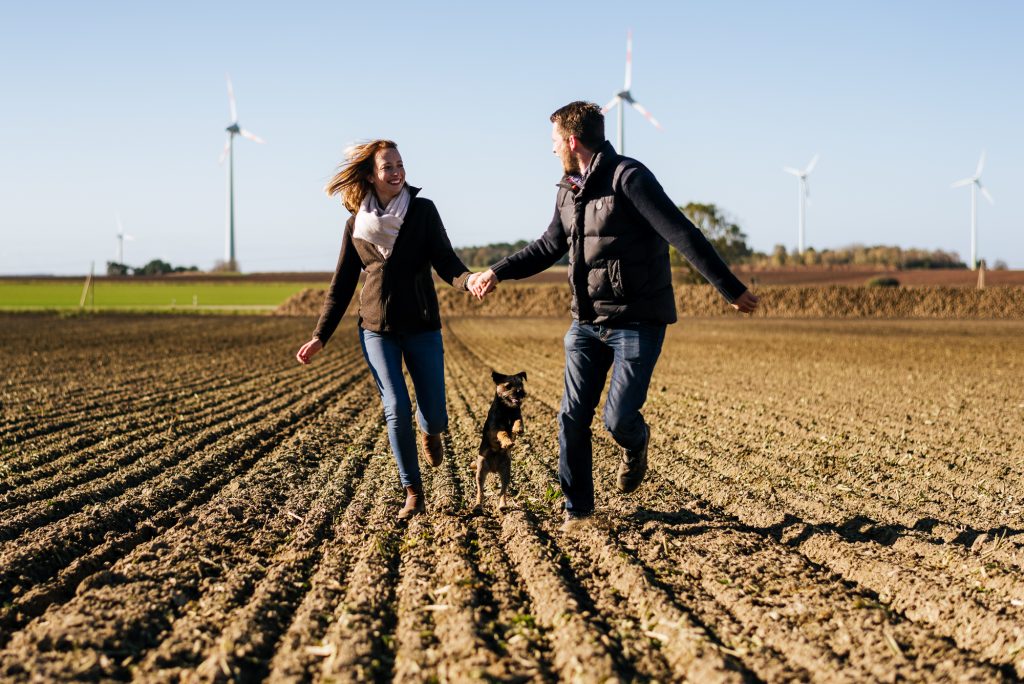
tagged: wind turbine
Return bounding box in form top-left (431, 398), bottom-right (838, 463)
top-left (219, 75), bottom-right (265, 272)
top-left (115, 212), bottom-right (134, 265)
top-left (950, 150), bottom-right (994, 270)
top-left (783, 154), bottom-right (819, 254)
top-left (601, 29), bottom-right (663, 155)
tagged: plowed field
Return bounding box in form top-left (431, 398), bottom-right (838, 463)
top-left (1, 314), bottom-right (1022, 682)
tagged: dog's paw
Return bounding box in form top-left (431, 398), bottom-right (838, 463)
top-left (495, 430), bottom-right (514, 449)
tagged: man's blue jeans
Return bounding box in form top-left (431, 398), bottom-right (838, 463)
top-left (559, 320), bottom-right (666, 514)
top-left (359, 327), bottom-right (448, 488)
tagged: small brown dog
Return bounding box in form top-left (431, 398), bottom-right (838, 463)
top-left (476, 370), bottom-right (527, 510)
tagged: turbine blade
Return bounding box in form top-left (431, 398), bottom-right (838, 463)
top-left (116, 211), bottom-right (124, 235)
top-left (975, 150), bottom-right (986, 178)
top-left (601, 96), bottom-right (621, 113)
top-left (950, 177), bottom-right (974, 188)
top-left (804, 153), bottom-right (819, 175)
top-left (783, 167), bottom-right (802, 176)
top-left (805, 179), bottom-right (811, 201)
top-left (219, 135), bottom-right (231, 164)
top-left (624, 29), bottom-right (633, 90)
top-left (239, 128), bottom-right (265, 144)
top-left (978, 182), bottom-right (994, 205)
top-left (226, 74), bottom-right (237, 123)
top-left (630, 100), bottom-right (663, 130)
top-left (125, 234), bottom-right (135, 241)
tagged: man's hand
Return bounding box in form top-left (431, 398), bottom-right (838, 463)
top-left (468, 269), bottom-right (498, 300)
top-left (731, 290), bottom-right (759, 314)
top-left (296, 338), bottom-right (323, 365)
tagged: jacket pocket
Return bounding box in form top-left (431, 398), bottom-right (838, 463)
top-left (413, 275), bottom-right (432, 321)
top-left (608, 259), bottom-right (624, 297)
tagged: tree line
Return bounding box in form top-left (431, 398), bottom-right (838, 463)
top-left (106, 260), bottom-right (200, 276)
top-left (454, 241), bottom-right (569, 269)
top-left (456, 202), bottom-right (993, 274)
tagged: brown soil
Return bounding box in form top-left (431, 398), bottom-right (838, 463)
top-left (278, 283), bottom-right (1024, 320)
top-left (1, 313), bottom-right (1021, 681)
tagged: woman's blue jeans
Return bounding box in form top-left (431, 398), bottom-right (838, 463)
top-left (359, 327), bottom-right (448, 488)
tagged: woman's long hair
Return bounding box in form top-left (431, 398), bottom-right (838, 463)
top-left (325, 139), bottom-right (399, 214)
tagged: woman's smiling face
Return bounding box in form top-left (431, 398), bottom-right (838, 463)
top-left (369, 147), bottom-right (406, 204)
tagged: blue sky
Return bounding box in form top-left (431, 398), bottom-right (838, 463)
top-left (1, 1), bottom-right (1021, 275)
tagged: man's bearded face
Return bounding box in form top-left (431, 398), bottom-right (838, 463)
top-left (552, 124), bottom-right (579, 175)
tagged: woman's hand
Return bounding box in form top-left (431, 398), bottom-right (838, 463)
top-left (296, 338), bottom-right (323, 365)
top-left (468, 270), bottom-right (497, 300)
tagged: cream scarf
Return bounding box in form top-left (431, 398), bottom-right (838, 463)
top-left (353, 186), bottom-right (412, 259)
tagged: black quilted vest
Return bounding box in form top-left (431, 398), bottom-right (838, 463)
top-left (558, 144), bottom-right (677, 325)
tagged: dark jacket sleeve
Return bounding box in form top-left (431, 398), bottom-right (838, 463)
top-left (622, 167), bottom-right (747, 302)
top-left (313, 219), bottom-right (363, 345)
top-left (424, 200), bottom-right (471, 290)
top-left (490, 196), bottom-right (569, 281)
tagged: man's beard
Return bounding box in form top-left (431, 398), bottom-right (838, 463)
top-left (560, 145), bottom-right (580, 175)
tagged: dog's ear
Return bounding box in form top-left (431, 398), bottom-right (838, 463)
top-left (491, 370), bottom-right (508, 384)
top-left (515, 371), bottom-right (527, 382)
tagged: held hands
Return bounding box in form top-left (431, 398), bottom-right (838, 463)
top-left (467, 269), bottom-right (498, 300)
top-left (296, 338), bottom-right (323, 365)
top-left (731, 290), bottom-right (759, 314)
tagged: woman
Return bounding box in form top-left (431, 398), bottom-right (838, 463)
top-left (296, 140), bottom-right (472, 520)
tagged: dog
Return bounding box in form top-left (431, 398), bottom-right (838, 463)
top-left (475, 370), bottom-right (527, 511)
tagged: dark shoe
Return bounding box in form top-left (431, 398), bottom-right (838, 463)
top-left (397, 484), bottom-right (426, 520)
top-left (421, 432), bottom-right (443, 468)
top-left (617, 424), bottom-right (649, 494)
top-left (560, 509), bottom-right (594, 532)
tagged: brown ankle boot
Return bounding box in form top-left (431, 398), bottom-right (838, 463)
top-left (420, 432), bottom-right (443, 468)
top-left (397, 484), bottom-right (425, 520)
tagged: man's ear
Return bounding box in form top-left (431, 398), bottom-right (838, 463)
top-left (567, 135), bottom-right (581, 153)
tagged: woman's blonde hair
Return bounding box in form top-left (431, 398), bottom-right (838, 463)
top-left (325, 139), bottom-right (399, 213)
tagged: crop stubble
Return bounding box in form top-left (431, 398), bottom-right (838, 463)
top-left (0, 313), bottom-right (1022, 682)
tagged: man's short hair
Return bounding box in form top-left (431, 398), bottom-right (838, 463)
top-left (550, 101), bottom-right (605, 149)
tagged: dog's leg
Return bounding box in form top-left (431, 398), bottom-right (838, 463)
top-left (511, 418), bottom-right (524, 436)
top-left (474, 456), bottom-right (487, 509)
top-left (496, 430), bottom-right (513, 449)
top-left (497, 456), bottom-right (511, 510)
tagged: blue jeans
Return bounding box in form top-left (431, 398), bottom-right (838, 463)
top-left (559, 320), bottom-right (666, 514)
top-left (359, 327), bottom-right (448, 488)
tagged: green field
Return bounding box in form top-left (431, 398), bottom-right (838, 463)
top-left (0, 280), bottom-right (325, 312)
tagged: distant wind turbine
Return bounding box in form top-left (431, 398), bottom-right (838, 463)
top-left (950, 150), bottom-right (994, 271)
top-left (219, 75), bottom-right (265, 272)
top-left (601, 29), bottom-right (663, 155)
top-left (115, 212), bottom-right (134, 265)
top-left (783, 154), bottom-right (819, 254)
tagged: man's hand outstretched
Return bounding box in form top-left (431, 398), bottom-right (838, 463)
top-left (731, 290), bottom-right (759, 314)
top-left (296, 338), bottom-right (323, 365)
top-left (468, 269), bottom-right (498, 300)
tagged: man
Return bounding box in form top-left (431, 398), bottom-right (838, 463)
top-left (468, 101), bottom-right (757, 526)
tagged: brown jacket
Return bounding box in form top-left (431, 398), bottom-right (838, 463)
top-left (313, 187), bottom-right (471, 343)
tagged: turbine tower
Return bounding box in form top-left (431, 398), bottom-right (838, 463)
top-left (115, 212), bottom-right (133, 265)
top-left (950, 151), bottom-right (994, 270)
top-left (601, 29), bottom-right (662, 155)
top-left (783, 154), bottom-right (819, 254)
top-left (219, 75), bottom-right (265, 272)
